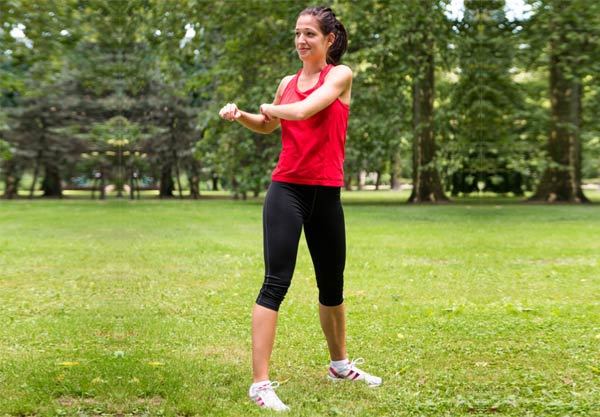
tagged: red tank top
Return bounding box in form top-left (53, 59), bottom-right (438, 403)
top-left (271, 64), bottom-right (349, 187)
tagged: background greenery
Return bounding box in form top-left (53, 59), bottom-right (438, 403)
top-left (1, 0), bottom-right (599, 200)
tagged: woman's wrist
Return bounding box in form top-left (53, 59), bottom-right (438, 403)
top-left (260, 103), bottom-right (275, 121)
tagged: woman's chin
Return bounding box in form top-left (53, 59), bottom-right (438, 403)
top-left (297, 52), bottom-right (313, 62)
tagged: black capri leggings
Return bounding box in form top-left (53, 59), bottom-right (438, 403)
top-left (256, 181), bottom-right (346, 311)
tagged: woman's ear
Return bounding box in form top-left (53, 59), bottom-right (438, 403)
top-left (327, 33), bottom-right (336, 46)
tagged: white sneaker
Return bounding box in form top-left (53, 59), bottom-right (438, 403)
top-left (327, 358), bottom-right (382, 387)
top-left (248, 381), bottom-right (290, 412)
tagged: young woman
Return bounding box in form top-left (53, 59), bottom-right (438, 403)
top-left (219, 6), bottom-right (381, 412)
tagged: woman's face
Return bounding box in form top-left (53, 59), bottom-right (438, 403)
top-left (295, 15), bottom-right (333, 62)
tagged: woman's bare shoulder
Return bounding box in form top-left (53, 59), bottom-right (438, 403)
top-left (279, 74), bottom-right (295, 90)
top-left (333, 64), bottom-right (352, 72)
top-left (331, 64), bottom-right (352, 77)
top-left (325, 65), bottom-right (352, 86)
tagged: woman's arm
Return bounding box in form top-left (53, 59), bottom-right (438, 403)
top-left (218, 75), bottom-right (293, 134)
top-left (236, 109), bottom-right (275, 134)
top-left (260, 65), bottom-right (352, 121)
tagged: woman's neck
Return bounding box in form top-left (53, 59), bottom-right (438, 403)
top-left (302, 60), bottom-right (328, 76)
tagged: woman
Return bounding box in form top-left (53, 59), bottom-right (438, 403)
top-left (219, 6), bottom-right (381, 412)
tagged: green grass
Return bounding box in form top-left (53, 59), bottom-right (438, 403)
top-left (0, 194), bottom-right (599, 416)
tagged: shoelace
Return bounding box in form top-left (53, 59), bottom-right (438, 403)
top-left (329, 358), bottom-right (366, 379)
top-left (256, 381), bottom-right (280, 392)
top-left (349, 358), bottom-right (365, 369)
top-left (348, 358), bottom-right (382, 385)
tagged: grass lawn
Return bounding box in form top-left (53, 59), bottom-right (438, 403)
top-left (0, 193), bottom-right (599, 416)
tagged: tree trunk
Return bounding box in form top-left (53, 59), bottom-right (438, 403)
top-left (510, 173), bottom-right (524, 197)
top-left (116, 148), bottom-right (124, 198)
top-left (29, 154), bottom-right (41, 199)
top-left (130, 174), bottom-right (134, 200)
top-left (230, 176), bottom-right (247, 200)
top-left (344, 174), bottom-right (352, 191)
top-left (529, 39), bottom-right (589, 203)
top-left (100, 170), bottom-right (106, 200)
top-left (188, 162), bottom-right (200, 200)
top-left (41, 163), bottom-right (63, 198)
top-left (31, 131), bottom-right (46, 198)
top-left (189, 176), bottom-right (200, 199)
top-left (169, 118), bottom-right (183, 198)
top-left (2, 160), bottom-right (20, 199)
top-left (408, 42), bottom-right (448, 203)
top-left (451, 172), bottom-right (463, 197)
top-left (356, 171), bottom-right (362, 191)
top-left (375, 170), bottom-right (381, 190)
top-left (130, 171), bottom-right (141, 200)
top-left (92, 171), bottom-right (101, 199)
top-left (174, 162), bottom-right (183, 199)
top-left (212, 172), bottom-right (219, 191)
top-left (390, 152), bottom-right (402, 191)
top-left (159, 163), bottom-right (174, 198)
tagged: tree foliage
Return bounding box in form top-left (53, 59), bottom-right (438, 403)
top-left (1, 0), bottom-right (598, 202)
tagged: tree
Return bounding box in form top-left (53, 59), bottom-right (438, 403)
top-left (185, 0), bottom-right (301, 198)
top-left (581, 72), bottom-right (600, 181)
top-left (341, 0), bottom-right (411, 191)
top-left (139, 90), bottom-right (198, 199)
top-left (4, 88), bottom-right (85, 198)
top-left (445, 0), bottom-right (527, 196)
top-left (404, 1), bottom-right (451, 202)
top-left (525, 0), bottom-right (600, 202)
top-left (0, 138), bottom-right (19, 199)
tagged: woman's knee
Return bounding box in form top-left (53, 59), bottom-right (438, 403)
top-left (316, 274), bottom-right (344, 306)
top-left (256, 274), bottom-right (292, 311)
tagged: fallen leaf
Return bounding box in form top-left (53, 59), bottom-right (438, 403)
top-left (561, 376), bottom-right (574, 385)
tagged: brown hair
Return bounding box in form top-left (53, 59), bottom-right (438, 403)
top-left (299, 6), bottom-right (348, 65)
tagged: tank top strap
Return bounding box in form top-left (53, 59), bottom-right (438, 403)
top-left (317, 64), bottom-right (334, 86)
top-left (320, 64), bottom-right (334, 80)
top-left (283, 69), bottom-right (302, 97)
top-left (292, 64), bottom-right (335, 96)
